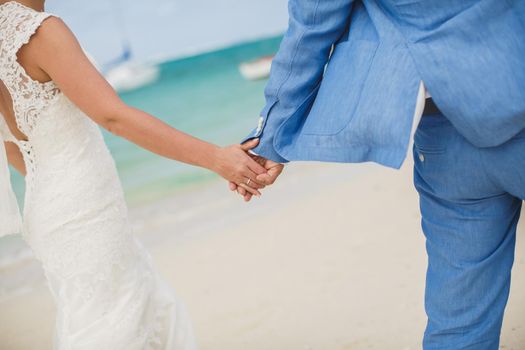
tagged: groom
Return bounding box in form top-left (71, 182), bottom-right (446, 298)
top-left (231, 0), bottom-right (525, 349)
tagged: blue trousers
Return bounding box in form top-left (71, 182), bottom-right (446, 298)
top-left (413, 113), bottom-right (522, 350)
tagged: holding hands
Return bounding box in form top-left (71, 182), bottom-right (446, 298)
top-left (227, 141), bottom-right (284, 202)
top-left (212, 139), bottom-right (283, 201)
top-left (212, 139), bottom-right (268, 197)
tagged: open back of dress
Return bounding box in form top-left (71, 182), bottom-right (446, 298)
top-left (0, 80), bottom-right (26, 141)
top-left (0, 1), bottom-right (58, 237)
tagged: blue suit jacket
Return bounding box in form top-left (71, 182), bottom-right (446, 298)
top-left (244, 0), bottom-right (525, 168)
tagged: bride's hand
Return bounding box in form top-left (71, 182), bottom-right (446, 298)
top-left (212, 139), bottom-right (266, 197)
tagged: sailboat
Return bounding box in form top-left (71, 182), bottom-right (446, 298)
top-left (103, 1), bottom-right (160, 92)
top-left (104, 50), bottom-right (160, 92)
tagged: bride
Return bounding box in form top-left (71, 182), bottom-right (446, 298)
top-left (0, 0), bottom-right (273, 348)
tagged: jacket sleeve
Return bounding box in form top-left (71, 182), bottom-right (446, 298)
top-left (243, 0), bottom-right (355, 162)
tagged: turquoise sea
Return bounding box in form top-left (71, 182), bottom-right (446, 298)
top-left (10, 35), bottom-right (282, 207)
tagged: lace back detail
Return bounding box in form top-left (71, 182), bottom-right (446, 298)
top-left (0, 1), bottom-right (60, 138)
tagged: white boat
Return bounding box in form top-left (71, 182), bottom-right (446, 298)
top-left (105, 63), bottom-right (160, 92)
top-left (239, 55), bottom-right (274, 80)
top-left (101, 1), bottom-right (160, 92)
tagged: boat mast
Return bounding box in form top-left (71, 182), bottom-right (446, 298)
top-left (106, 0), bottom-right (132, 68)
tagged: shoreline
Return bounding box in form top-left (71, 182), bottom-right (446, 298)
top-left (0, 161), bottom-right (368, 301)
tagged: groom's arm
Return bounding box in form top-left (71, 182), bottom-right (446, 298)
top-left (245, 0), bottom-right (355, 162)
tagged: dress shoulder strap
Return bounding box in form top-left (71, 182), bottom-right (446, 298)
top-left (0, 1), bottom-right (52, 62)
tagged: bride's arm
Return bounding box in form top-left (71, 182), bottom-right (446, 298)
top-left (27, 17), bottom-right (266, 194)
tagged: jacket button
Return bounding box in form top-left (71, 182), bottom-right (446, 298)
top-left (419, 153), bottom-right (425, 162)
top-left (256, 117), bottom-right (264, 133)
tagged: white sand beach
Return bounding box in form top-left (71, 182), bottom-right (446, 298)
top-left (0, 160), bottom-right (524, 349)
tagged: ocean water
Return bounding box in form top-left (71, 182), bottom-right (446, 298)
top-left (10, 35), bottom-right (282, 206)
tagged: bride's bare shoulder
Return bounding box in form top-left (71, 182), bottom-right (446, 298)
top-left (27, 16), bottom-right (80, 55)
top-left (18, 16), bottom-right (83, 82)
top-left (37, 16), bottom-right (73, 36)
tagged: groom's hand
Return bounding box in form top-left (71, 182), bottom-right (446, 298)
top-left (253, 157), bottom-right (284, 186)
top-left (229, 156), bottom-right (284, 202)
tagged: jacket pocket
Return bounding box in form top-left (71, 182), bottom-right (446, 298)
top-left (301, 39), bottom-right (378, 136)
top-left (274, 84), bottom-right (321, 145)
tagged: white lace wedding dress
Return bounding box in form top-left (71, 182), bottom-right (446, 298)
top-left (0, 2), bottom-right (196, 349)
